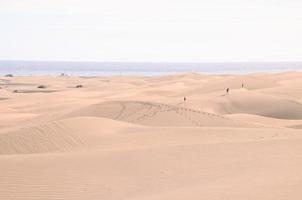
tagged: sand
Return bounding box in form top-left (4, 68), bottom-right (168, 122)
top-left (1, 72), bottom-right (302, 199)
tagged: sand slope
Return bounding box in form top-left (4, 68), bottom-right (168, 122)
top-left (212, 89), bottom-right (302, 119)
top-left (0, 117), bottom-right (139, 154)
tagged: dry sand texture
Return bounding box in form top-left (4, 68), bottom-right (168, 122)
top-left (1, 72), bottom-right (302, 199)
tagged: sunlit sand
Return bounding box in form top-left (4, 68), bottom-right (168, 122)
top-left (1, 72), bottom-right (302, 199)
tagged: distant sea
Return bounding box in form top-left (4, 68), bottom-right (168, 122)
top-left (0, 60), bottom-right (301, 76)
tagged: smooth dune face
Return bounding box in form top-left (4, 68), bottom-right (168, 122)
top-left (1, 72), bottom-right (302, 200)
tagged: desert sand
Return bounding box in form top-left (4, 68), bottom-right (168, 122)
top-left (1, 72), bottom-right (302, 200)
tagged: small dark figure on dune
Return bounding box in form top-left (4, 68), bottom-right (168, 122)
top-left (37, 85), bottom-right (47, 89)
top-left (184, 97), bottom-right (186, 102)
top-left (76, 84), bottom-right (83, 88)
top-left (226, 88), bottom-right (229, 94)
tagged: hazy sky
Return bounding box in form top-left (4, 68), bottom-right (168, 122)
top-left (1, 0), bottom-right (302, 62)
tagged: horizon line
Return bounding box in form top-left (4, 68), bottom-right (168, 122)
top-left (1, 59), bottom-right (302, 64)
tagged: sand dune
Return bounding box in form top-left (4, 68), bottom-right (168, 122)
top-left (1, 72), bottom-right (302, 200)
top-left (67, 100), bottom-right (255, 127)
top-left (0, 117), bottom-right (139, 154)
top-left (0, 120), bottom-right (83, 154)
top-left (211, 89), bottom-right (302, 119)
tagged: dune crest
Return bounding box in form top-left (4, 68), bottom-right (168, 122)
top-left (67, 100), bottom-right (255, 127)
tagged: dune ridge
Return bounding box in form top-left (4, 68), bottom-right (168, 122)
top-left (67, 100), bottom-right (256, 127)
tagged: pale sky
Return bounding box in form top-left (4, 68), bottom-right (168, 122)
top-left (1, 0), bottom-right (302, 62)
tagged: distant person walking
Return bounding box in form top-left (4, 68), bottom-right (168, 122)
top-left (184, 96), bottom-right (186, 102)
top-left (226, 88), bottom-right (229, 94)
top-left (242, 83), bottom-right (244, 88)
